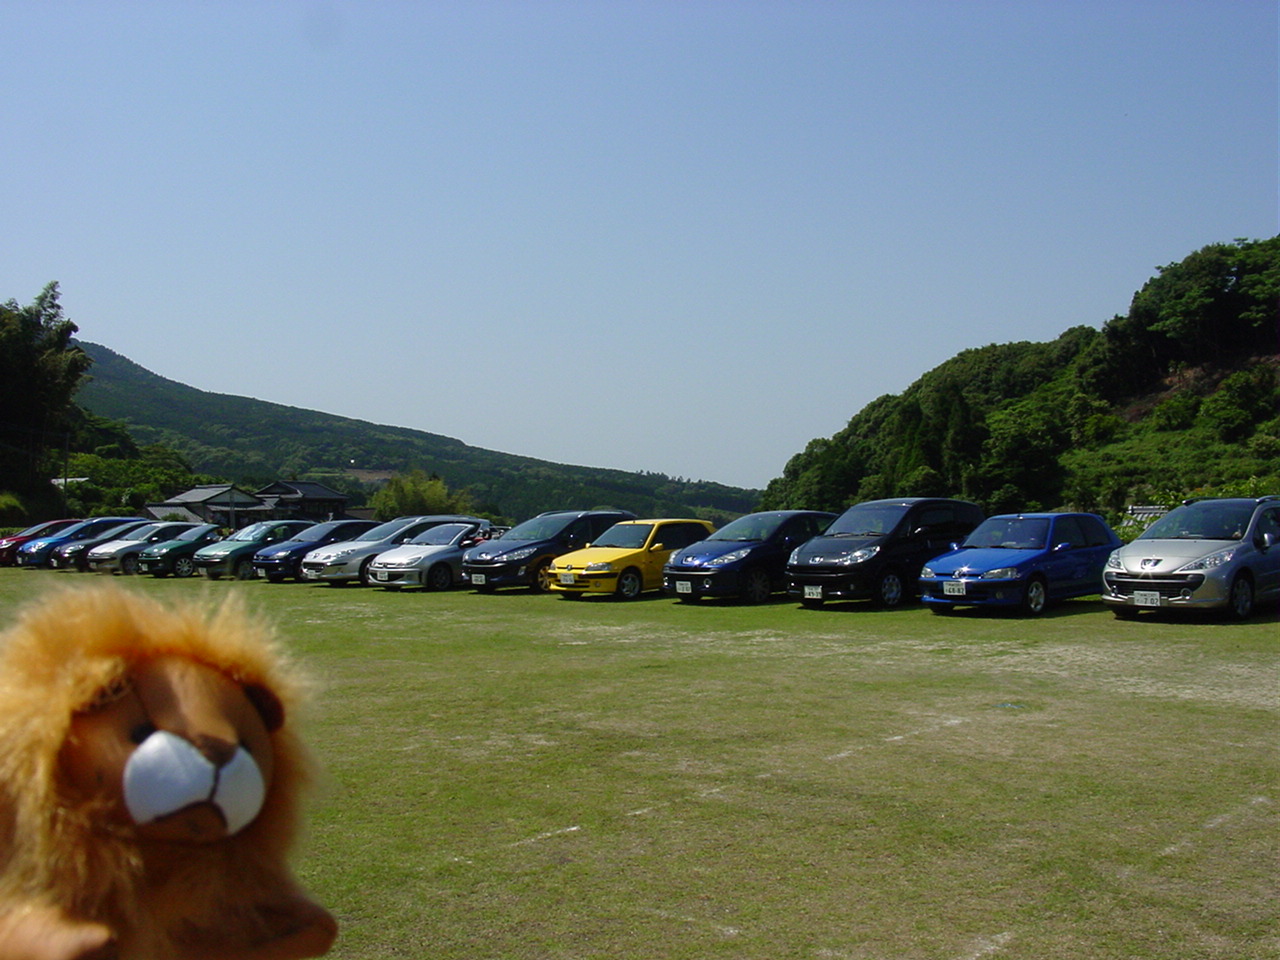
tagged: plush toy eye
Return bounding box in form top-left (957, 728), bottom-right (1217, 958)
top-left (130, 722), bottom-right (157, 745)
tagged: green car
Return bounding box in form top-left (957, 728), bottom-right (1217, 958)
top-left (137, 524), bottom-right (224, 578)
top-left (192, 520), bottom-right (313, 580)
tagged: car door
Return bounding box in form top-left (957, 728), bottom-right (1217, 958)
top-left (1250, 506), bottom-right (1280, 604)
top-left (1041, 516), bottom-right (1091, 598)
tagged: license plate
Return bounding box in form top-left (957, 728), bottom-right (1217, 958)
top-left (675, 580), bottom-right (692, 594)
top-left (559, 573), bottom-right (576, 585)
top-left (1133, 590), bottom-right (1161, 607)
top-left (374, 570), bottom-right (388, 581)
top-left (471, 573), bottom-right (486, 585)
top-left (944, 580), bottom-right (966, 597)
top-left (803, 584), bottom-right (823, 600)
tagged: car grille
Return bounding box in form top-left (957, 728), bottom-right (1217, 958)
top-left (1104, 572), bottom-right (1206, 598)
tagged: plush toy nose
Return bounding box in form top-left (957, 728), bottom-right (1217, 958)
top-left (123, 730), bottom-right (266, 837)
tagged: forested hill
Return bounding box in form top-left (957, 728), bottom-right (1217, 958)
top-left (760, 237), bottom-right (1280, 515)
top-left (74, 343), bottom-right (759, 521)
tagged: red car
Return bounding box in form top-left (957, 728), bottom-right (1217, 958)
top-left (0, 519), bottom-right (78, 565)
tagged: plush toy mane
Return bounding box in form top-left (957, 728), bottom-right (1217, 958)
top-left (0, 584), bottom-right (320, 956)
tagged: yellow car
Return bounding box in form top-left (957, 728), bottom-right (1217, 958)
top-left (548, 518), bottom-right (715, 599)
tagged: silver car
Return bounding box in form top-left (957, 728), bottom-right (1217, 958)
top-left (1102, 496), bottom-right (1280, 619)
top-left (85, 521), bottom-right (200, 575)
top-left (300, 515), bottom-right (487, 586)
top-left (368, 521), bottom-right (496, 591)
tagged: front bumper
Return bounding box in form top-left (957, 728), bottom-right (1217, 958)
top-left (463, 562), bottom-right (535, 589)
top-left (86, 556), bottom-right (122, 573)
top-left (548, 569), bottom-right (619, 595)
top-left (368, 565), bottom-right (422, 587)
top-left (786, 567), bottom-right (874, 602)
top-left (1101, 570), bottom-right (1223, 610)
top-left (300, 560), bottom-right (360, 582)
top-left (919, 576), bottom-right (1023, 608)
top-left (663, 566), bottom-right (743, 599)
top-left (254, 557), bottom-right (300, 579)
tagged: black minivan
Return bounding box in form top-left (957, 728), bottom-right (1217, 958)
top-left (786, 497), bottom-right (984, 608)
top-left (462, 509), bottom-right (636, 592)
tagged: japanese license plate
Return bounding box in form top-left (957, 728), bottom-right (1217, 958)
top-left (675, 580), bottom-right (693, 594)
top-left (943, 580), bottom-right (966, 596)
top-left (1133, 590), bottom-right (1161, 607)
top-left (374, 570), bottom-right (388, 581)
top-left (471, 573), bottom-right (486, 585)
top-left (803, 584), bottom-right (823, 600)
top-left (559, 572), bottom-right (576, 585)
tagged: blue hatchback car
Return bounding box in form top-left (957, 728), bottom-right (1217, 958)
top-left (918, 512), bottom-right (1121, 616)
top-left (15, 516), bottom-right (147, 568)
top-left (664, 510), bottom-right (836, 604)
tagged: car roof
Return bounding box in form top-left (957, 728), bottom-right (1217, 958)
top-left (611, 518), bottom-right (710, 525)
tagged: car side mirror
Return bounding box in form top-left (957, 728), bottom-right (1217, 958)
top-left (650, 543), bottom-right (665, 552)
top-left (1258, 531), bottom-right (1278, 550)
top-left (1053, 541), bottom-right (1071, 552)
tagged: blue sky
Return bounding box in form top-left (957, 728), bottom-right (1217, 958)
top-left (2, 1), bottom-right (1275, 490)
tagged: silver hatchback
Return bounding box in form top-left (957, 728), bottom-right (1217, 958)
top-left (1102, 496), bottom-right (1280, 619)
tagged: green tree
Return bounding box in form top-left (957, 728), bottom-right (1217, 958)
top-left (0, 283), bottom-right (91, 496)
top-left (369, 470), bottom-right (475, 520)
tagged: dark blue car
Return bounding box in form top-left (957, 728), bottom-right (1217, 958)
top-left (918, 512), bottom-right (1122, 616)
top-left (252, 519), bottom-right (380, 581)
top-left (16, 516), bottom-right (147, 568)
top-left (664, 510), bottom-right (836, 604)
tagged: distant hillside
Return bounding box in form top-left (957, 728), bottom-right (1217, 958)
top-left (75, 343), bottom-right (759, 521)
top-left (760, 237), bottom-right (1280, 515)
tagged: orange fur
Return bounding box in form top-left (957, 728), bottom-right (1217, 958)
top-left (0, 585), bottom-right (335, 960)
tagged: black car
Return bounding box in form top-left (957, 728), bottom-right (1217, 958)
top-left (49, 520), bottom-right (153, 571)
top-left (252, 519), bottom-right (380, 582)
top-left (787, 497), bottom-right (984, 608)
top-left (461, 509), bottom-right (636, 592)
top-left (663, 510), bottom-right (836, 603)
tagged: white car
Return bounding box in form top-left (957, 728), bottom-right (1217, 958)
top-left (300, 515), bottom-right (487, 586)
top-left (85, 522), bottom-right (200, 575)
top-left (368, 521), bottom-right (497, 590)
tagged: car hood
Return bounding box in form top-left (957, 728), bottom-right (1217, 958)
top-left (196, 541), bottom-right (258, 557)
top-left (87, 539), bottom-right (137, 558)
top-left (306, 540), bottom-right (390, 562)
top-left (555, 546), bottom-right (644, 569)
top-left (1111, 538), bottom-right (1239, 572)
top-left (924, 546), bottom-right (1040, 576)
top-left (792, 535), bottom-right (881, 563)
top-left (465, 539), bottom-right (548, 561)
top-left (373, 544), bottom-right (457, 565)
top-left (671, 540), bottom-right (763, 566)
top-left (258, 540), bottom-right (320, 559)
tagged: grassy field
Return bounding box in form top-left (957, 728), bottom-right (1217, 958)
top-left (0, 569), bottom-right (1275, 959)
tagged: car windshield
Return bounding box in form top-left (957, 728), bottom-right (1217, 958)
top-left (175, 525), bottom-right (217, 541)
top-left (226, 522), bottom-right (274, 541)
top-left (1140, 501), bottom-right (1254, 541)
top-left (502, 515), bottom-right (575, 541)
top-left (284, 520), bottom-right (344, 542)
top-left (963, 517), bottom-right (1049, 550)
top-left (709, 514), bottom-right (785, 542)
top-left (408, 523), bottom-right (473, 545)
top-left (591, 524), bottom-right (654, 550)
top-left (355, 518), bottom-right (419, 541)
top-left (825, 504), bottom-right (909, 537)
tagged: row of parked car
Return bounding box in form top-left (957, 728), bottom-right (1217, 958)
top-left (3, 495), bottom-right (1278, 619)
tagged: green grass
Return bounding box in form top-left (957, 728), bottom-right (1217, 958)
top-left (1, 570), bottom-right (1275, 959)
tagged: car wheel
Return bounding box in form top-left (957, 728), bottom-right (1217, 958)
top-left (425, 564), bottom-right (453, 591)
top-left (1227, 574), bottom-right (1254, 620)
top-left (173, 557), bottom-right (195, 578)
top-left (529, 560), bottom-right (553, 593)
top-left (357, 557), bottom-right (375, 587)
top-left (1021, 576), bottom-right (1048, 617)
top-left (740, 569), bottom-right (772, 605)
top-left (873, 570), bottom-right (905, 607)
top-left (234, 558), bottom-right (256, 580)
top-left (120, 554), bottom-right (139, 576)
top-left (616, 568), bottom-right (644, 600)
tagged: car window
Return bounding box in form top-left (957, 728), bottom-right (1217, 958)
top-left (1076, 515), bottom-right (1113, 546)
top-left (1256, 508), bottom-right (1280, 541)
top-left (1052, 516), bottom-right (1090, 549)
top-left (593, 524), bottom-right (653, 549)
top-left (914, 506), bottom-right (953, 530)
top-left (660, 523), bottom-right (709, 550)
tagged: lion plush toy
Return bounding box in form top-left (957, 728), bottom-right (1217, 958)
top-left (0, 585), bottom-right (337, 960)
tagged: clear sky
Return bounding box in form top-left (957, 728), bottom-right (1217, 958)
top-left (2, 1), bottom-right (1275, 490)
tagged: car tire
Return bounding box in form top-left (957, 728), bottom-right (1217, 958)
top-left (616, 568), bottom-right (643, 600)
top-left (234, 559), bottom-right (256, 580)
top-left (357, 557), bottom-right (375, 587)
top-left (173, 557), bottom-right (195, 578)
top-left (1227, 574), bottom-right (1254, 620)
top-left (1021, 576), bottom-right (1048, 617)
top-left (425, 564), bottom-right (453, 591)
top-left (529, 560), bottom-right (553, 593)
top-left (873, 570), bottom-right (905, 607)
top-left (120, 554), bottom-right (139, 576)
top-left (740, 569), bottom-right (772, 605)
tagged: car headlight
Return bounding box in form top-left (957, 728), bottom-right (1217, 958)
top-left (920, 566), bottom-right (935, 578)
top-left (1177, 548), bottom-right (1237, 572)
top-left (585, 561), bottom-right (614, 573)
top-left (501, 545), bottom-right (538, 563)
top-left (1105, 552), bottom-right (1123, 570)
top-left (981, 567), bottom-right (1019, 580)
top-left (707, 548), bottom-right (750, 567)
top-left (789, 548), bottom-right (802, 565)
top-left (838, 546), bottom-right (880, 565)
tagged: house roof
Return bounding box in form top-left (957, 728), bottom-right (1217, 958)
top-left (254, 480), bottom-right (348, 501)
